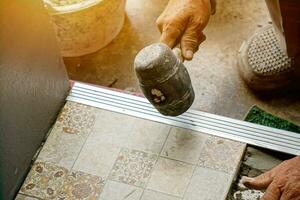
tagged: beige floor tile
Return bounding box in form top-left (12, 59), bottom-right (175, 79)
top-left (147, 158), bottom-right (194, 197)
top-left (15, 194), bottom-right (40, 200)
top-left (109, 148), bottom-right (157, 187)
top-left (37, 101), bottom-right (98, 169)
top-left (161, 128), bottom-right (208, 164)
top-left (73, 141), bottom-right (120, 178)
top-left (92, 110), bottom-right (171, 154)
top-left (20, 162), bottom-right (68, 199)
top-left (73, 137), bottom-right (121, 178)
top-left (141, 190), bottom-right (181, 200)
top-left (183, 167), bottom-right (231, 200)
top-left (99, 180), bottom-right (143, 200)
top-left (58, 170), bottom-right (105, 200)
top-left (198, 137), bottom-right (246, 173)
top-left (37, 126), bottom-right (86, 169)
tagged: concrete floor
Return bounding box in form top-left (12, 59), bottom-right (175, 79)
top-left (64, 0), bottom-right (300, 125)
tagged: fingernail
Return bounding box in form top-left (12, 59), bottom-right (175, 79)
top-left (241, 176), bottom-right (254, 184)
top-left (185, 50), bottom-right (194, 60)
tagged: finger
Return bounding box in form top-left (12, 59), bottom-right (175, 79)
top-left (261, 182), bottom-right (281, 200)
top-left (180, 24), bottom-right (206, 60)
top-left (160, 24), bottom-right (184, 49)
top-left (156, 16), bottom-right (164, 33)
top-left (242, 160), bottom-right (288, 190)
top-left (241, 170), bottom-right (274, 190)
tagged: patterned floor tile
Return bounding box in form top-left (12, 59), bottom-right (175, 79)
top-left (73, 142), bottom-right (120, 178)
top-left (92, 110), bottom-right (171, 154)
top-left (58, 171), bottom-right (105, 200)
top-left (183, 167), bottom-right (231, 200)
top-left (161, 128), bottom-right (208, 164)
top-left (56, 101), bottom-right (96, 136)
top-left (147, 158), bottom-right (194, 197)
top-left (109, 148), bottom-right (157, 187)
top-left (141, 190), bottom-right (181, 200)
top-left (198, 137), bottom-right (246, 173)
top-left (15, 194), bottom-right (40, 200)
top-left (20, 162), bottom-right (68, 199)
top-left (99, 180), bottom-right (143, 200)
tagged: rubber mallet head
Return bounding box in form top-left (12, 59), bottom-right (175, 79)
top-left (134, 43), bottom-right (195, 116)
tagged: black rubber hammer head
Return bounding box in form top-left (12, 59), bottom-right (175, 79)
top-left (134, 43), bottom-right (195, 116)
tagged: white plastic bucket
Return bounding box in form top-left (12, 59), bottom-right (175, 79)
top-left (44, 0), bottom-right (126, 57)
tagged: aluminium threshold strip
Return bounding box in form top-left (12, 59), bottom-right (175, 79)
top-left (67, 82), bottom-right (300, 156)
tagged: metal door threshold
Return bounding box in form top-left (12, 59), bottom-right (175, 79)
top-left (67, 82), bottom-right (300, 155)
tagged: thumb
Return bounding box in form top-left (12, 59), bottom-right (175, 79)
top-left (180, 24), bottom-right (206, 60)
top-left (241, 170), bottom-right (274, 190)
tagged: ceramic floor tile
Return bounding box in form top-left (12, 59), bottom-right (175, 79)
top-left (20, 162), bottom-right (68, 199)
top-left (56, 101), bottom-right (96, 136)
top-left (161, 128), bottom-right (208, 164)
top-left (58, 170), bottom-right (105, 200)
top-left (147, 158), bottom-right (194, 197)
top-left (183, 167), bottom-right (232, 200)
top-left (37, 101), bottom-right (98, 169)
top-left (198, 137), bottom-right (246, 173)
top-left (37, 126), bottom-right (86, 169)
top-left (141, 190), bottom-right (181, 200)
top-left (92, 110), bottom-right (171, 154)
top-left (73, 142), bottom-right (120, 178)
top-left (109, 148), bottom-right (157, 187)
top-left (99, 180), bottom-right (143, 200)
top-left (19, 102), bottom-right (247, 200)
top-left (15, 194), bottom-right (40, 200)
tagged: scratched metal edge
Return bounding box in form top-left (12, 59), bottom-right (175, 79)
top-left (66, 81), bottom-right (300, 155)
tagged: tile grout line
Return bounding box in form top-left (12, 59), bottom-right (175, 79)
top-left (156, 155), bottom-right (199, 166)
top-left (181, 162), bottom-right (197, 200)
top-left (159, 127), bottom-right (173, 155)
top-left (180, 165), bottom-right (233, 200)
top-left (107, 179), bottom-right (183, 200)
top-left (17, 193), bottom-right (45, 200)
top-left (181, 135), bottom-right (232, 199)
top-left (99, 146), bottom-right (124, 199)
top-left (70, 109), bottom-right (100, 171)
top-left (169, 129), bottom-right (208, 199)
top-left (146, 188), bottom-right (184, 199)
top-left (138, 126), bottom-right (173, 200)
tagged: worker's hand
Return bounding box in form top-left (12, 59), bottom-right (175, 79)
top-left (156, 0), bottom-right (212, 60)
top-left (241, 156), bottom-right (300, 200)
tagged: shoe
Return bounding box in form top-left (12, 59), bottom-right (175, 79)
top-left (238, 25), bottom-right (295, 92)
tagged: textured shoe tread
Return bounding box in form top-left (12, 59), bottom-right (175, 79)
top-left (238, 25), bottom-right (295, 91)
top-left (247, 26), bottom-right (293, 76)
